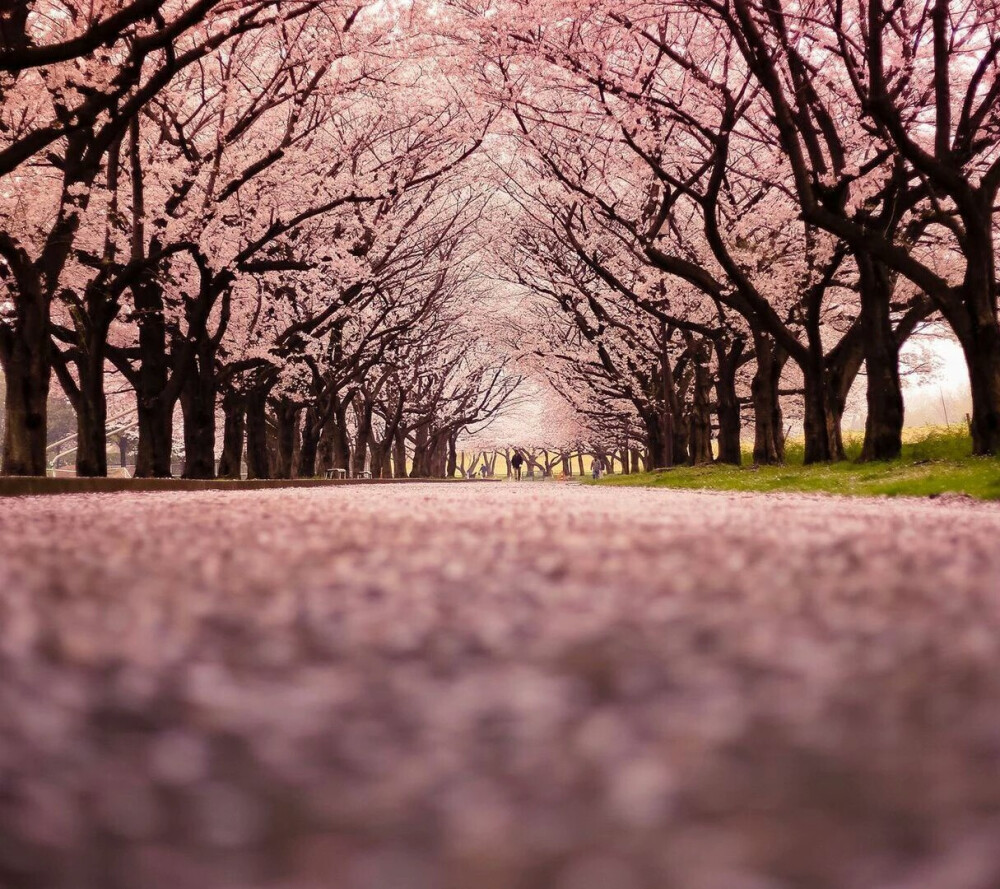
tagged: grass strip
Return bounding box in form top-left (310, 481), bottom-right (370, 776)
top-left (590, 428), bottom-right (1000, 500)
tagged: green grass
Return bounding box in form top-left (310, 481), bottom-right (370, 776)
top-left (589, 427), bottom-right (1000, 500)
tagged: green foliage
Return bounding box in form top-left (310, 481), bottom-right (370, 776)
top-left (591, 428), bottom-right (1000, 500)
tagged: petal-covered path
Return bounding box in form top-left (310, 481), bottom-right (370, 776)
top-left (2, 484), bottom-right (1000, 889)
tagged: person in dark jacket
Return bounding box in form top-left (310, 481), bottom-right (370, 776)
top-left (510, 451), bottom-right (524, 480)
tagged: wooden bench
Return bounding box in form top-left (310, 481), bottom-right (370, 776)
top-left (357, 470), bottom-right (372, 479)
top-left (325, 468), bottom-right (347, 479)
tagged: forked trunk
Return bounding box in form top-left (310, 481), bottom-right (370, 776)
top-left (857, 253), bottom-right (904, 461)
top-left (715, 344), bottom-right (742, 466)
top-left (180, 357), bottom-right (217, 480)
top-left (802, 368), bottom-right (845, 464)
top-left (750, 335), bottom-right (786, 464)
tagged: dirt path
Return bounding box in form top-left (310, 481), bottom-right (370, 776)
top-left (2, 484), bottom-right (1000, 889)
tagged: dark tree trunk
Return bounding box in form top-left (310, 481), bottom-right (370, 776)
top-left (688, 353), bottom-right (714, 465)
top-left (645, 413), bottom-right (671, 469)
top-left (373, 443), bottom-right (391, 479)
top-left (0, 297), bottom-right (50, 477)
top-left (133, 280), bottom-right (173, 478)
top-left (954, 216), bottom-right (1000, 455)
top-left (857, 254), bottom-right (905, 461)
top-left (802, 366), bottom-right (844, 464)
top-left (317, 412), bottom-right (335, 473)
top-left (630, 448), bottom-right (643, 473)
top-left (446, 435), bottom-right (458, 478)
top-left (74, 341), bottom-right (108, 477)
top-left (180, 352), bottom-right (217, 480)
top-left (330, 404), bottom-right (351, 473)
top-left (135, 395), bottom-right (173, 478)
top-left (393, 430), bottom-right (408, 479)
top-left (217, 390), bottom-right (245, 480)
top-left (299, 405), bottom-right (321, 478)
top-left (431, 434), bottom-right (449, 478)
top-left (273, 399), bottom-right (301, 479)
top-left (800, 314), bottom-right (845, 464)
top-left (245, 388), bottom-right (271, 480)
top-left (715, 341), bottom-right (743, 466)
top-left (956, 315), bottom-right (1000, 456)
top-left (750, 334), bottom-right (786, 464)
top-left (118, 437), bottom-right (129, 469)
top-left (411, 426), bottom-right (429, 478)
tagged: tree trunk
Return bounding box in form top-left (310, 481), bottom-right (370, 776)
top-left (645, 412), bottom-right (671, 469)
top-left (630, 448), bottom-right (643, 473)
top-left (379, 444), bottom-right (393, 479)
top-left (135, 395), bottom-right (173, 478)
top-left (132, 279), bottom-right (174, 478)
top-left (955, 213), bottom-right (1000, 455)
top-left (217, 390), bottom-right (245, 480)
top-left (430, 434), bottom-right (448, 478)
top-left (714, 342), bottom-right (743, 466)
top-left (245, 388), bottom-right (271, 480)
top-left (802, 365), bottom-right (844, 463)
top-left (411, 426), bottom-right (429, 478)
top-left (393, 430), bottom-right (408, 479)
top-left (688, 354), bottom-right (714, 465)
top-left (750, 334), bottom-right (786, 464)
top-left (0, 297), bottom-right (50, 477)
top-left (857, 253), bottom-right (905, 461)
top-left (447, 435), bottom-right (458, 478)
top-left (956, 317), bottom-right (1000, 456)
top-left (330, 404), bottom-right (351, 473)
top-left (799, 312), bottom-right (845, 464)
top-left (299, 405), bottom-right (321, 478)
top-left (273, 399), bottom-right (301, 480)
top-left (352, 402), bottom-right (371, 477)
top-left (180, 353), bottom-right (216, 480)
top-left (74, 341), bottom-right (108, 478)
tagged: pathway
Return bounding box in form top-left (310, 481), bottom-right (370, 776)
top-left (1, 485), bottom-right (999, 889)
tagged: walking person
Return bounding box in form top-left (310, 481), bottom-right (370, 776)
top-left (592, 455), bottom-right (604, 480)
top-left (510, 450), bottom-right (524, 481)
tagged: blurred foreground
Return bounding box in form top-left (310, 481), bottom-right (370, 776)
top-left (1, 485), bottom-right (999, 889)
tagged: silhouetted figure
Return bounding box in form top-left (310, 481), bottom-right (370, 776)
top-left (511, 451), bottom-right (524, 480)
top-left (592, 456), bottom-right (604, 480)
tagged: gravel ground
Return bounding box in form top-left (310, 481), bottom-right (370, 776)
top-left (2, 483), bottom-right (1000, 889)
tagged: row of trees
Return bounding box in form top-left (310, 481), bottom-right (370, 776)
top-left (3, 1), bottom-right (999, 477)
top-left (0, 1), bottom-right (519, 478)
top-left (467, 0), bottom-right (999, 464)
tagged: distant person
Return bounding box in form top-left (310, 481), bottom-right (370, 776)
top-left (592, 456), bottom-right (604, 480)
top-left (480, 465), bottom-right (489, 478)
top-left (510, 451), bottom-right (524, 480)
